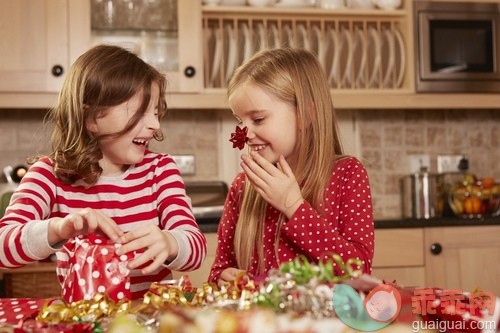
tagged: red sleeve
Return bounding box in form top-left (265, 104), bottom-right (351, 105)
top-left (207, 173), bottom-right (245, 283)
top-left (280, 157), bottom-right (375, 275)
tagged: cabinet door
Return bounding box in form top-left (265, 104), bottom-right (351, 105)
top-left (175, 0), bottom-right (203, 92)
top-left (0, 0), bottom-right (69, 92)
top-left (372, 228), bottom-right (426, 288)
top-left (89, 0), bottom-right (203, 93)
top-left (425, 225), bottom-right (500, 296)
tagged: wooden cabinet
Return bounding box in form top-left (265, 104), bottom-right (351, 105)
top-left (90, 0), bottom-right (204, 93)
top-left (424, 225), bottom-right (500, 296)
top-left (0, 0), bottom-right (89, 93)
top-left (2, 0), bottom-right (500, 108)
top-left (202, 4), bottom-right (412, 91)
top-left (372, 225), bottom-right (500, 296)
top-left (372, 228), bottom-right (426, 288)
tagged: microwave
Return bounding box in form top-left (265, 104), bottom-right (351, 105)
top-left (414, 1), bottom-right (500, 92)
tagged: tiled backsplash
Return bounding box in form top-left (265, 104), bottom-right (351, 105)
top-left (1, 108), bottom-right (499, 220)
top-left (0, 109), bottom-right (221, 188)
top-left (357, 109), bottom-right (500, 219)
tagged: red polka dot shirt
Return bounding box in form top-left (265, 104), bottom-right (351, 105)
top-left (209, 156), bottom-right (374, 283)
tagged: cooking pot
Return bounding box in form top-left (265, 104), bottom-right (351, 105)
top-left (402, 170), bottom-right (445, 219)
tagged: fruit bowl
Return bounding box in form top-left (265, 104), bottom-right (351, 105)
top-left (449, 177), bottom-right (500, 218)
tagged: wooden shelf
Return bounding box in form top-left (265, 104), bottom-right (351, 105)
top-left (2, 91), bottom-right (500, 110)
top-left (203, 6), bottom-right (407, 17)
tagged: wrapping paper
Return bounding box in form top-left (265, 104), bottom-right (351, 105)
top-left (0, 253), bottom-right (498, 332)
top-left (59, 234), bottom-right (134, 303)
top-left (0, 298), bottom-right (52, 325)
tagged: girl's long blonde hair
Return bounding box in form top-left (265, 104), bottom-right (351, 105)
top-left (47, 45), bottom-right (168, 185)
top-left (227, 48), bottom-right (344, 272)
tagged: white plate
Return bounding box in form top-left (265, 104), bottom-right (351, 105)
top-left (367, 27), bottom-right (382, 88)
top-left (341, 28), bottom-right (354, 88)
top-left (328, 28), bottom-right (343, 87)
top-left (241, 22), bottom-right (253, 61)
top-left (322, 27), bottom-right (335, 78)
top-left (394, 27), bottom-right (406, 88)
top-left (296, 24), bottom-right (309, 50)
top-left (353, 28), bottom-right (368, 88)
top-left (210, 26), bottom-right (223, 87)
top-left (256, 22), bottom-right (267, 52)
top-left (382, 28), bottom-right (396, 88)
top-left (282, 24), bottom-right (294, 48)
top-left (225, 24), bottom-right (238, 83)
top-left (312, 26), bottom-right (325, 66)
top-left (275, 0), bottom-right (311, 7)
top-left (269, 23), bottom-right (280, 49)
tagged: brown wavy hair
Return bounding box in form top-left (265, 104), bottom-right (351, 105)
top-left (47, 45), bottom-right (168, 185)
top-left (227, 48), bottom-right (344, 272)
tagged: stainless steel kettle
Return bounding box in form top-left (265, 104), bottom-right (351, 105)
top-left (402, 170), bottom-right (444, 219)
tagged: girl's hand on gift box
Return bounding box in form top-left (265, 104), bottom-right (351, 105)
top-left (115, 224), bottom-right (179, 274)
top-left (48, 208), bottom-right (124, 245)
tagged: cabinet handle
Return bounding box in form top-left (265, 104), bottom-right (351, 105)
top-left (430, 243), bottom-right (442, 255)
top-left (51, 65), bottom-right (64, 77)
top-left (184, 66), bottom-right (196, 78)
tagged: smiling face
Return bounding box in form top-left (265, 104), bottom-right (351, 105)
top-left (89, 83), bottom-right (161, 176)
top-left (229, 82), bottom-right (298, 167)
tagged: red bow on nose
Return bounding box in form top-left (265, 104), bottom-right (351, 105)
top-left (229, 125), bottom-right (249, 150)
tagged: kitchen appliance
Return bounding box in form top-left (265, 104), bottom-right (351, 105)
top-left (402, 170), bottom-right (444, 219)
top-left (1, 165), bottom-right (28, 218)
top-left (185, 181), bottom-right (227, 225)
top-left (414, 1), bottom-right (500, 92)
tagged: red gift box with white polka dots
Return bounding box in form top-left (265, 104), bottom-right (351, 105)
top-left (0, 298), bottom-right (52, 325)
top-left (59, 234), bottom-right (134, 303)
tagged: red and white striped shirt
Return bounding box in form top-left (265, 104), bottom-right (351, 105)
top-left (0, 151), bottom-right (206, 299)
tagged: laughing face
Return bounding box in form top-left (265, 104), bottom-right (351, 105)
top-left (228, 82), bottom-right (298, 167)
top-left (88, 83), bottom-right (161, 176)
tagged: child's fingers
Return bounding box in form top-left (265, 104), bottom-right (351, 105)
top-left (277, 155), bottom-right (295, 178)
top-left (248, 151), bottom-right (278, 177)
top-left (90, 210), bottom-right (123, 241)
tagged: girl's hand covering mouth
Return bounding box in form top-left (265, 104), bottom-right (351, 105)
top-left (229, 125), bottom-right (249, 150)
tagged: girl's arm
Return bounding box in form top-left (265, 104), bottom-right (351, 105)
top-left (0, 160), bottom-right (59, 268)
top-left (280, 157), bottom-right (375, 274)
top-left (208, 174), bottom-right (244, 283)
top-left (152, 155), bottom-right (207, 272)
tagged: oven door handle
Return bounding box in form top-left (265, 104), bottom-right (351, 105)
top-left (192, 205), bottom-right (224, 219)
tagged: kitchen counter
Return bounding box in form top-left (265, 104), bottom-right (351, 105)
top-left (198, 216), bottom-right (500, 233)
top-left (375, 216), bottom-right (500, 229)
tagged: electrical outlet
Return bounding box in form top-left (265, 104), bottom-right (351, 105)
top-left (172, 155), bottom-right (195, 175)
top-left (437, 155), bottom-right (463, 173)
top-left (409, 154), bottom-right (431, 173)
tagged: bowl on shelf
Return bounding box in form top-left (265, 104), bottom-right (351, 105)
top-left (448, 177), bottom-right (500, 218)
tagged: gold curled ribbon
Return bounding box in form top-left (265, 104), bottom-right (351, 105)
top-left (36, 293), bottom-right (130, 324)
top-left (35, 254), bottom-right (362, 326)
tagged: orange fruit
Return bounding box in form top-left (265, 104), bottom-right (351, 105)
top-left (481, 177), bottom-right (496, 189)
top-left (464, 197), bottom-right (482, 215)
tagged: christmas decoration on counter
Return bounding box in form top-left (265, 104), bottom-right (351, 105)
top-left (1, 253), bottom-right (497, 333)
top-left (229, 125), bottom-right (249, 150)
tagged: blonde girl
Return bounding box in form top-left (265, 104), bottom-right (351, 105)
top-left (209, 48), bottom-right (374, 285)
